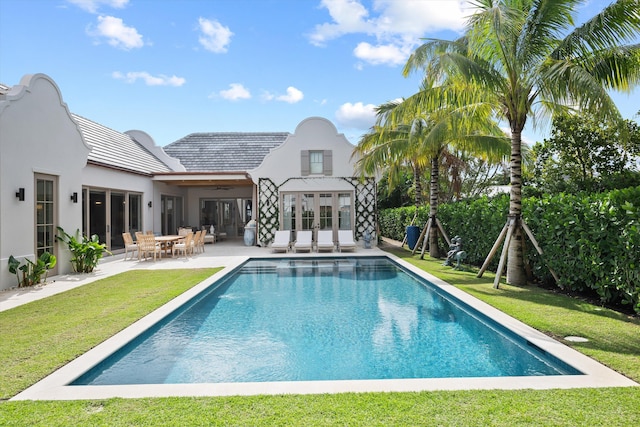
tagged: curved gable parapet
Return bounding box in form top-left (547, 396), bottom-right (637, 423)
top-left (249, 116), bottom-right (358, 185)
top-left (0, 74), bottom-right (91, 154)
top-left (126, 130), bottom-right (186, 172)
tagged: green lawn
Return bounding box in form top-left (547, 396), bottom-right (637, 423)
top-left (0, 251), bottom-right (639, 426)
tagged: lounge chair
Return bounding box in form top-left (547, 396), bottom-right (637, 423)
top-left (271, 230), bottom-right (291, 252)
top-left (316, 230), bottom-right (335, 252)
top-left (338, 230), bottom-right (357, 252)
top-left (294, 230), bottom-right (313, 253)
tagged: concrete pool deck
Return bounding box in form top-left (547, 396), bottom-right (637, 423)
top-left (5, 239), bottom-right (638, 400)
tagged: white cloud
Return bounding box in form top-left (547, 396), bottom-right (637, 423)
top-left (90, 15), bottom-right (144, 50)
top-left (112, 71), bottom-right (185, 86)
top-left (198, 17), bottom-right (233, 53)
top-left (276, 87), bottom-right (304, 103)
top-left (309, 0), bottom-right (469, 66)
top-left (262, 87), bottom-right (304, 103)
top-left (309, 0), bottom-right (372, 47)
top-left (219, 83), bottom-right (251, 101)
top-left (67, 0), bottom-right (128, 13)
top-left (353, 42), bottom-right (407, 66)
top-left (335, 102), bottom-right (376, 129)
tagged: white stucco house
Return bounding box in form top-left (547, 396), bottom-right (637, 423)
top-left (0, 73), bottom-right (377, 291)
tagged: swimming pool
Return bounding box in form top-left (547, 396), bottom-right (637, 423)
top-left (14, 254), bottom-right (637, 400)
top-left (72, 257), bottom-right (578, 385)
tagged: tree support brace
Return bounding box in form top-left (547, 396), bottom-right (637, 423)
top-left (477, 216), bottom-right (559, 289)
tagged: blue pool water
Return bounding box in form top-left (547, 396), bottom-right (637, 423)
top-left (73, 257), bottom-right (580, 385)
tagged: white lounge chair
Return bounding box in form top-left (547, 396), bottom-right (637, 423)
top-left (316, 230), bottom-right (335, 252)
top-left (271, 230), bottom-right (290, 252)
top-left (338, 230), bottom-right (357, 252)
top-left (294, 230), bottom-right (313, 253)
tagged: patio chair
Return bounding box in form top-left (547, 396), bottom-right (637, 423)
top-left (172, 232), bottom-right (193, 258)
top-left (197, 229), bottom-right (207, 253)
top-left (271, 230), bottom-right (290, 253)
top-left (338, 230), bottom-right (357, 252)
top-left (122, 232), bottom-right (138, 261)
top-left (138, 233), bottom-right (162, 261)
top-left (316, 230), bottom-right (335, 252)
top-left (191, 230), bottom-right (202, 254)
top-left (294, 230), bottom-right (313, 253)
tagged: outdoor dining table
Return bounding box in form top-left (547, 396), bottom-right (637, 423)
top-left (154, 235), bottom-right (183, 256)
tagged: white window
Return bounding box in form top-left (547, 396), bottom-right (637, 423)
top-left (309, 151), bottom-right (323, 174)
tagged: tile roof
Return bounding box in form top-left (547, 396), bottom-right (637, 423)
top-left (72, 114), bottom-right (173, 175)
top-left (163, 132), bottom-right (290, 172)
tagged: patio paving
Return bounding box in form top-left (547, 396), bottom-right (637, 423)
top-left (0, 239), bottom-right (383, 312)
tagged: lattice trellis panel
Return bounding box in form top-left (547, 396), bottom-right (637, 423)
top-left (343, 177), bottom-right (377, 241)
top-left (257, 176), bottom-right (377, 245)
top-left (257, 178), bottom-right (279, 245)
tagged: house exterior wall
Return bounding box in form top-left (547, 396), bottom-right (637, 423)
top-left (250, 117), bottom-right (357, 185)
top-left (249, 117), bottom-right (376, 246)
top-left (0, 74), bottom-right (91, 291)
top-left (81, 164), bottom-right (156, 235)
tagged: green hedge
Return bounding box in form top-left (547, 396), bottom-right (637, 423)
top-left (379, 187), bottom-right (640, 313)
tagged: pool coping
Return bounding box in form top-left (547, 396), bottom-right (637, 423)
top-left (12, 253), bottom-right (638, 400)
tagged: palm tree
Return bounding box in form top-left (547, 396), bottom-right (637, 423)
top-left (354, 79), bottom-right (510, 257)
top-left (404, 0), bottom-right (640, 286)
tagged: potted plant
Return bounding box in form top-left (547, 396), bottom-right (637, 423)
top-left (7, 252), bottom-right (57, 287)
top-left (56, 227), bottom-right (110, 273)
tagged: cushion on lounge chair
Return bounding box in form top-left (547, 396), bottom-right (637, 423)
top-left (294, 230), bottom-right (313, 253)
top-left (338, 230), bottom-right (357, 252)
top-left (316, 230), bottom-right (335, 252)
top-left (271, 230), bottom-right (291, 252)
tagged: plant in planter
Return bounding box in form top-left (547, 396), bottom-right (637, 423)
top-left (56, 227), bottom-right (110, 273)
top-left (8, 252), bottom-right (57, 287)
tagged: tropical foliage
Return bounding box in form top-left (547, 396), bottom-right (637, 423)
top-left (404, 0), bottom-right (640, 285)
top-left (7, 252), bottom-right (57, 287)
top-left (529, 112), bottom-right (640, 195)
top-left (56, 227), bottom-right (109, 273)
top-left (379, 185), bottom-right (640, 314)
top-left (354, 78), bottom-right (509, 256)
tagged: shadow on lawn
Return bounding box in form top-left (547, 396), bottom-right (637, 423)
top-left (382, 244), bottom-right (640, 325)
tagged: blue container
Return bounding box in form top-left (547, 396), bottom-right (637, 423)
top-left (406, 226), bottom-right (420, 250)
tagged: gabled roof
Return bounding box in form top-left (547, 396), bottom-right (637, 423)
top-left (72, 113), bottom-right (173, 175)
top-left (163, 132), bottom-right (290, 172)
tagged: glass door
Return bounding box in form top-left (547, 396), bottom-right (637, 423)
top-left (281, 191), bottom-right (353, 236)
top-left (110, 192), bottom-right (125, 250)
top-left (318, 193), bottom-right (333, 230)
top-left (89, 190), bottom-right (107, 245)
top-left (35, 175), bottom-right (57, 274)
top-left (300, 193), bottom-right (315, 231)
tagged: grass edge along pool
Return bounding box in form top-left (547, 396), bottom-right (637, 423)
top-left (71, 256), bottom-right (582, 386)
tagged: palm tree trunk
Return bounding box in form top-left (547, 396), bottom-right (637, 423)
top-left (413, 163), bottom-right (424, 208)
top-left (429, 154), bottom-right (441, 258)
top-left (506, 129), bottom-right (527, 286)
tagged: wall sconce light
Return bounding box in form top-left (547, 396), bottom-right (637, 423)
top-left (16, 188), bottom-right (25, 201)
top-left (70, 192), bottom-right (78, 203)
top-left (148, 201), bottom-right (153, 208)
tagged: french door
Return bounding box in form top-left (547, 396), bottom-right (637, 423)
top-left (35, 174), bottom-right (58, 275)
top-left (281, 192), bottom-right (353, 238)
top-left (82, 189), bottom-right (143, 251)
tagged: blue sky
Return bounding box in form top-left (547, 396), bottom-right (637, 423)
top-left (1, 0), bottom-right (637, 147)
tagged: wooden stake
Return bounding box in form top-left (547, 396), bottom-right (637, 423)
top-left (401, 212), bottom-right (418, 247)
top-left (521, 220), bottom-right (560, 283)
top-left (477, 222), bottom-right (509, 278)
top-left (493, 218), bottom-right (516, 289)
top-left (435, 218), bottom-right (451, 246)
top-left (412, 219), bottom-right (429, 255)
top-left (419, 218), bottom-right (433, 259)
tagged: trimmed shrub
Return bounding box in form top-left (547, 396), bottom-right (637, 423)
top-left (379, 187), bottom-right (640, 313)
